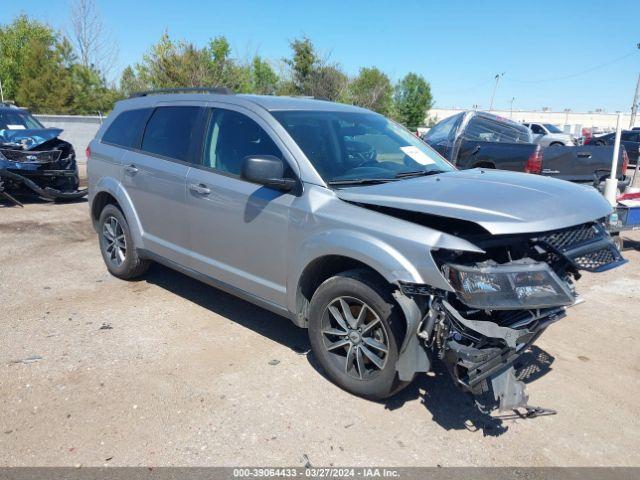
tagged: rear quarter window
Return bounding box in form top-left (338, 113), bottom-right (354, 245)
top-left (102, 108), bottom-right (152, 148)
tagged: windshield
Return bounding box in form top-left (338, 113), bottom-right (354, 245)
top-left (0, 110), bottom-right (44, 130)
top-left (543, 123), bottom-right (563, 134)
top-left (272, 110), bottom-right (454, 184)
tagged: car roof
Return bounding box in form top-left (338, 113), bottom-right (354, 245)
top-left (116, 92), bottom-right (371, 114)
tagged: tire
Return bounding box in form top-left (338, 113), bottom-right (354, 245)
top-left (98, 204), bottom-right (149, 279)
top-left (308, 269), bottom-right (412, 400)
top-left (549, 142), bottom-right (564, 147)
top-left (612, 234), bottom-right (624, 252)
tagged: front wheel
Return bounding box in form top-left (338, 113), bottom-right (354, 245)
top-left (308, 269), bottom-right (412, 400)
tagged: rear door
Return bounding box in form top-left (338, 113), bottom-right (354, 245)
top-left (122, 104), bottom-right (204, 265)
top-left (185, 105), bottom-right (296, 308)
top-left (455, 115), bottom-right (535, 170)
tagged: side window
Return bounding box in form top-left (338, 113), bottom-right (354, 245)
top-left (465, 117), bottom-right (531, 143)
top-left (424, 114), bottom-right (458, 143)
top-left (140, 106), bottom-right (201, 162)
top-left (622, 132), bottom-right (639, 142)
top-left (203, 109), bottom-right (282, 176)
top-left (102, 108), bottom-right (152, 148)
top-left (530, 124), bottom-right (545, 135)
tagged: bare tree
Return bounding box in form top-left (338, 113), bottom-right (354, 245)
top-left (69, 0), bottom-right (117, 78)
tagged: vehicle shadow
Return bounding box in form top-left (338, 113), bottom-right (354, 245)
top-left (142, 263), bottom-right (311, 355)
top-left (621, 236), bottom-right (640, 251)
top-left (142, 263), bottom-right (556, 435)
top-left (381, 345), bottom-right (555, 436)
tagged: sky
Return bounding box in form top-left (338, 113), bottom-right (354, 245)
top-left (3, 0), bottom-right (639, 113)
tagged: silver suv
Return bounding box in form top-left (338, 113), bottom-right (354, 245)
top-left (88, 88), bottom-right (625, 412)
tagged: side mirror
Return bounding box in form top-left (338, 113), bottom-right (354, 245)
top-left (241, 155), bottom-right (296, 191)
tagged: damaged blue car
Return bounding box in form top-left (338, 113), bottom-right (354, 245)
top-left (0, 103), bottom-right (86, 205)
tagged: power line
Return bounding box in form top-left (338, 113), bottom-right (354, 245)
top-left (436, 77), bottom-right (494, 95)
top-left (508, 51), bottom-right (637, 85)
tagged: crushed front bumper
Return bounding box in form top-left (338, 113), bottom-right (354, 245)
top-left (0, 156), bottom-right (86, 202)
top-left (437, 300), bottom-right (567, 410)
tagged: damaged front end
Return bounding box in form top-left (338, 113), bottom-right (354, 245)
top-left (0, 128), bottom-right (87, 205)
top-left (413, 221), bottom-right (626, 412)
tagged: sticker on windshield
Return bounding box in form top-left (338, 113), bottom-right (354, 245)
top-left (6, 125), bottom-right (26, 130)
top-left (400, 146), bottom-right (435, 165)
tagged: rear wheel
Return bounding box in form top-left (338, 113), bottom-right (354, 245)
top-left (308, 269), bottom-right (412, 400)
top-left (549, 142), bottom-right (564, 147)
top-left (98, 204), bottom-right (149, 279)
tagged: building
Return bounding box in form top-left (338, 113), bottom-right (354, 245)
top-left (427, 108), bottom-right (636, 136)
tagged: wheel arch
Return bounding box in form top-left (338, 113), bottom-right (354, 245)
top-left (90, 179), bottom-right (144, 248)
top-left (288, 230), bottom-right (426, 327)
top-left (473, 161), bottom-right (496, 169)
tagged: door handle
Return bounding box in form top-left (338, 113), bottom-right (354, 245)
top-left (577, 153), bottom-right (591, 158)
top-left (124, 164), bottom-right (138, 174)
top-left (189, 183), bottom-right (211, 195)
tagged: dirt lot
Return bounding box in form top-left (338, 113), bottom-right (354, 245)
top-left (1, 198), bottom-right (639, 467)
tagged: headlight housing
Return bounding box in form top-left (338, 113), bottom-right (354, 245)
top-left (445, 261), bottom-right (575, 310)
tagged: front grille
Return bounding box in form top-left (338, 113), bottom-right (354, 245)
top-left (0, 148), bottom-right (62, 163)
top-left (535, 222), bottom-right (625, 273)
top-left (538, 223), bottom-right (599, 251)
top-left (573, 247), bottom-right (617, 271)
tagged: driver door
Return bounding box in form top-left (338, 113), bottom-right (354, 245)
top-left (185, 106), bottom-right (296, 308)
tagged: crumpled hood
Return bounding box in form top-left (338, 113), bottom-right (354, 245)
top-left (0, 128), bottom-right (63, 150)
top-left (335, 169), bottom-right (613, 235)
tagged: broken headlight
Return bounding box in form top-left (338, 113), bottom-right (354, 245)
top-left (445, 261), bottom-right (574, 310)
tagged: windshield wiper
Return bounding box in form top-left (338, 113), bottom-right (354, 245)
top-left (327, 178), bottom-right (398, 186)
top-left (394, 170), bottom-right (444, 179)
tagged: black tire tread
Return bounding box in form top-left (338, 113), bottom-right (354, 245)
top-left (308, 268), bottom-right (413, 400)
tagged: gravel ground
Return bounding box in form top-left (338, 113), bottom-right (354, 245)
top-left (0, 198), bottom-right (639, 467)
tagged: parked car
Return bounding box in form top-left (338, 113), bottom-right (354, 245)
top-left (523, 122), bottom-right (576, 146)
top-left (0, 103), bottom-right (85, 203)
top-left (88, 90), bottom-right (625, 412)
top-left (423, 111), bottom-right (629, 186)
top-left (587, 130), bottom-right (640, 167)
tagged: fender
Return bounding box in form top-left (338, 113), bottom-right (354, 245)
top-left (288, 229), bottom-right (430, 314)
top-left (92, 177), bottom-right (145, 249)
top-left (288, 229), bottom-right (436, 379)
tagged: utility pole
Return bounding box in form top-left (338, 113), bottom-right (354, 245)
top-left (630, 74), bottom-right (640, 128)
top-left (509, 97), bottom-right (515, 119)
top-left (0, 78), bottom-right (4, 103)
top-left (629, 43), bottom-right (640, 129)
top-left (488, 72), bottom-right (504, 111)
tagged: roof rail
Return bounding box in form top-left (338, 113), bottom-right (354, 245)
top-left (129, 87), bottom-right (234, 98)
top-left (0, 101), bottom-right (20, 109)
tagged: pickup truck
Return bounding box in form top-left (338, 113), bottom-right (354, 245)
top-left (423, 111), bottom-right (629, 186)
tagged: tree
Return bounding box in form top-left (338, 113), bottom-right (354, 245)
top-left (121, 32), bottom-right (253, 94)
top-left (349, 67), bottom-right (393, 115)
top-left (307, 65), bottom-right (348, 102)
top-left (0, 15), bottom-right (55, 101)
top-left (284, 36), bottom-right (317, 94)
top-left (69, 0), bottom-right (117, 78)
top-left (393, 73), bottom-right (432, 129)
top-left (281, 36), bottom-right (347, 100)
top-left (16, 37), bottom-right (73, 113)
top-left (251, 56), bottom-right (278, 95)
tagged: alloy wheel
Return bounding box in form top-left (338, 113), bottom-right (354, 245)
top-left (321, 296), bottom-right (389, 380)
top-left (102, 215), bottom-right (126, 267)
